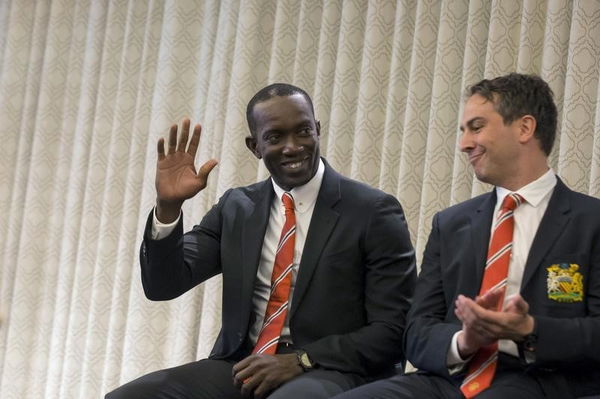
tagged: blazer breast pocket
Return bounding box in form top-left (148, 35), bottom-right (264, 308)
top-left (538, 254), bottom-right (588, 317)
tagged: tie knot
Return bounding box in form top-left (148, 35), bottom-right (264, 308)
top-left (501, 193), bottom-right (524, 212)
top-left (282, 192), bottom-right (295, 212)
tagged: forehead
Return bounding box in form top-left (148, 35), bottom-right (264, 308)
top-left (461, 94), bottom-right (499, 122)
top-left (252, 94), bottom-right (313, 131)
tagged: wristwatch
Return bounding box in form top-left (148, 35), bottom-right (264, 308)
top-left (521, 332), bottom-right (538, 353)
top-left (517, 332), bottom-right (538, 365)
top-left (296, 350), bottom-right (315, 371)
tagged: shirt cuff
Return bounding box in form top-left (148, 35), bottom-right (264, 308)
top-left (447, 331), bottom-right (470, 375)
top-left (151, 207), bottom-right (181, 240)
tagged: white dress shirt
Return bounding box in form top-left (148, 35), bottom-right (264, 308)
top-left (447, 168), bottom-right (557, 369)
top-left (151, 159), bottom-right (325, 346)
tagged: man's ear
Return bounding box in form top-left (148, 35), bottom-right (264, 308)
top-left (316, 120), bottom-right (321, 137)
top-left (245, 136), bottom-right (261, 159)
top-left (518, 115), bottom-right (537, 144)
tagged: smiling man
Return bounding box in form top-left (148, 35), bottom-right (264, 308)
top-left (105, 83), bottom-right (417, 399)
top-left (332, 74), bottom-right (600, 399)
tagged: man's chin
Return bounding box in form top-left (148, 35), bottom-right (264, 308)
top-left (274, 173), bottom-right (312, 190)
top-left (474, 170), bottom-right (495, 186)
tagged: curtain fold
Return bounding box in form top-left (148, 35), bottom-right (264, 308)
top-left (0, 1), bottom-right (598, 398)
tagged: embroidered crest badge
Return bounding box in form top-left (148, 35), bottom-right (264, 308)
top-left (546, 263), bottom-right (584, 302)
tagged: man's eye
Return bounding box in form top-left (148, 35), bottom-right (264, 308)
top-left (298, 128), bottom-right (311, 136)
top-left (267, 135), bottom-right (279, 144)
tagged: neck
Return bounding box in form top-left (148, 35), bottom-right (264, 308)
top-left (501, 162), bottom-right (549, 191)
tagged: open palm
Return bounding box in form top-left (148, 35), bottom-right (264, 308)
top-left (155, 118), bottom-right (218, 211)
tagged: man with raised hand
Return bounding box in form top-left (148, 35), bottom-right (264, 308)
top-left (106, 83), bottom-right (416, 399)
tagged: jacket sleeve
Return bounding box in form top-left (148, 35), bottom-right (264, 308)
top-left (139, 190), bottom-right (232, 301)
top-left (403, 213), bottom-right (462, 378)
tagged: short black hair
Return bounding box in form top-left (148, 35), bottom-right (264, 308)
top-left (466, 73), bottom-right (558, 155)
top-left (246, 83), bottom-right (315, 137)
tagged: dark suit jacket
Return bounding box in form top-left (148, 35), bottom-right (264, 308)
top-left (404, 177), bottom-right (600, 394)
top-left (140, 161), bottom-right (417, 378)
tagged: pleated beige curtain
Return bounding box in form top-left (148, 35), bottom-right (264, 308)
top-left (0, 0), bottom-right (598, 398)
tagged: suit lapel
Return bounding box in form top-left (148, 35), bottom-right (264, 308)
top-left (470, 191), bottom-right (496, 296)
top-left (290, 164), bottom-right (340, 316)
top-left (240, 180), bottom-right (274, 318)
top-left (521, 178), bottom-right (571, 289)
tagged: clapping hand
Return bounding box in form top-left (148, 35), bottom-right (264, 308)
top-left (455, 289), bottom-right (534, 358)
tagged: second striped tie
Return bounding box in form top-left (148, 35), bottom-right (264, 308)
top-left (460, 193), bottom-right (524, 397)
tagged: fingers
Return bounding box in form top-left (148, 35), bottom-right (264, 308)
top-left (233, 354), bottom-right (285, 398)
top-left (233, 356), bottom-right (263, 397)
top-left (238, 370), bottom-right (274, 399)
top-left (476, 287), bottom-right (505, 310)
top-left (455, 295), bottom-right (478, 323)
top-left (240, 375), bottom-right (261, 398)
top-left (232, 355), bottom-right (255, 388)
top-left (197, 159), bottom-right (218, 180)
top-left (457, 308), bottom-right (496, 343)
top-left (454, 301), bottom-right (466, 321)
top-left (504, 294), bottom-right (529, 314)
top-left (455, 294), bottom-right (476, 313)
top-left (232, 357), bottom-right (250, 375)
top-left (157, 138), bottom-right (165, 161)
top-left (457, 293), bottom-right (534, 343)
top-left (253, 379), bottom-right (273, 399)
top-left (176, 118), bottom-right (191, 152)
top-left (160, 118), bottom-right (207, 160)
top-left (167, 123), bottom-right (178, 154)
top-left (187, 123), bottom-right (202, 157)
top-left (456, 295), bottom-right (497, 333)
top-left (166, 118), bottom-right (197, 156)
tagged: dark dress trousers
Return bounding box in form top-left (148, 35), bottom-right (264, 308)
top-left (405, 178), bottom-right (600, 397)
top-left (140, 160), bottom-right (417, 380)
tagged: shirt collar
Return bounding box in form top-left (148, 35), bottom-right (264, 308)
top-left (271, 159), bottom-right (325, 213)
top-left (495, 168), bottom-right (557, 208)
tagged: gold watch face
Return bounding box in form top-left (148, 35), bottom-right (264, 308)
top-left (299, 352), bottom-right (312, 368)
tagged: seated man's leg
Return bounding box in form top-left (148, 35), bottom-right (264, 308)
top-left (330, 372), bottom-right (463, 399)
top-left (475, 370), bottom-right (547, 399)
top-left (105, 359), bottom-right (242, 399)
top-left (267, 369), bottom-right (365, 399)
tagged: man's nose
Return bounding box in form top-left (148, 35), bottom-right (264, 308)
top-left (458, 130), bottom-right (473, 152)
top-left (282, 136), bottom-right (302, 153)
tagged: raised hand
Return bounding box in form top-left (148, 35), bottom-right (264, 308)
top-left (155, 118), bottom-right (218, 223)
